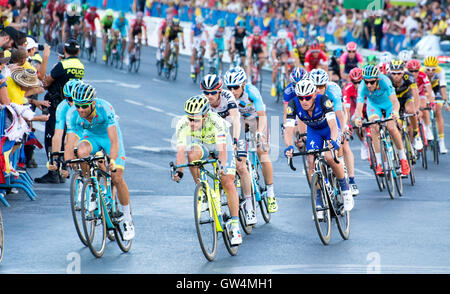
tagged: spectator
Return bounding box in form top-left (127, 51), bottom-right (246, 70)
top-left (0, 50), bottom-right (9, 105)
top-left (362, 13), bottom-right (373, 49)
top-left (373, 12), bottom-right (383, 51)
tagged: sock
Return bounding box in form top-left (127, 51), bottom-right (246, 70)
top-left (244, 194), bottom-right (253, 211)
top-left (349, 177), bottom-right (355, 184)
top-left (398, 149), bottom-right (406, 160)
top-left (375, 153), bottom-right (382, 165)
top-left (337, 178), bottom-right (349, 192)
top-left (267, 184), bottom-right (274, 197)
top-left (271, 83), bottom-right (275, 88)
top-left (439, 133), bottom-right (444, 140)
top-left (231, 216), bottom-right (239, 227)
top-left (121, 204), bottom-right (132, 223)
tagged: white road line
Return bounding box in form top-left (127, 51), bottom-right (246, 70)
top-left (152, 78), bottom-right (169, 84)
top-left (126, 156), bottom-right (166, 170)
top-left (124, 99), bottom-right (144, 106)
top-left (354, 167), bottom-right (373, 177)
top-left (132, 145), bottom-right (175, 153)
top-left (32, 187), bottom-right (155, 193)
top-left (146, 105), bottom-right (164, 113)
top-left (167, 112), bottom-right (180, 117)
top-left (86, 79), bottom-right (141, 89)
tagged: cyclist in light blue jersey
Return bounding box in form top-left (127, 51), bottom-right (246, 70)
top-left (209, 18), bottom-right (226, 74)
top-left (354, 64), bottom-right (410, 176)
top-left (111, 11), bottom-right (129, 62)
top-left (309, 68), bottom-right (359, 196)
top-left (64, 83), bottom-right (135, 241)
top-left (224, 66), bottom-right (278, 213)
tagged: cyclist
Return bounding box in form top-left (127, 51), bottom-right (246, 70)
top-left (304, 41), bottom-right (327, 72)
top-left (26, 0), bottom-right (44, 36)
top-left (283, 79), bottom-right (354, 214)
top-left (190, 15), bottom-right (208, 79)
top-left (339, 42), bottom-right (364, 83)
top-left (224, 66), bottom-right (278, 213)
top-left (200, 74), bottom-right (256, 225)
top-left (44, 0), bottom-right (57, 40)
top-left (293, 37), bottom-right (308, 68)
top-left (353, 64), bottom-right (410, 176)
top-left (309, 68), bottom-right (359, 196)
top-left (53, 0), bottom-right (67, 42)
top-left (162, 18), bottom-right (184, 71)
top-left (111, 11), bottom-right (129, 64)
top-left (83, 6), bottom-right (100, 51)
top-left (270, 29), bottom-right (294, 97)
top-left (63, 3), bottom-right (81, 41)
top-left (101, 9), bottom-right (115, 62)
top-left (228, 20), bottom-right (248, 68)
top-left (65, 83), bottom-right (135, 241)
top-left (388, 59), bottom-right (423, 151)
top-left (406, 59), bottom-right (435, 141)
top-left (172, 95), bottom-right (242, 246)
top-left (343, 67), bottom-right (369, 160)
top-left (421, 56), bottom-right (448, 154)
top-left (316, 36), bottom-right (328, 57)
top-left (128, 11), bottom-right (148, 64)
top-left (328, 48), bottom-right (343, 85)
top-left (157, 15), bottom-right (172, 49)
top-left (209, 18), bottom-right (226, 74)
top-left (246, 26), bottom-right (268, 82)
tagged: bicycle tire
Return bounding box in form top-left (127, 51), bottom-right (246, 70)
top-left (69, 172), bottom-right (88, 246)
top-left (431, 120), bottom-right (439, 164)
top-left (113, 181), bottom-right (132, 252)
top-left (172, 59), bottom-right (178, 80)
top-left (236, 175), bottom-right (253, 235)
top-left (380, 139), bottom-right (395, 199)
top-left (301, 147), bottom-right (311, 188)
top-left (392, 143), bottom-right (403, 197)
top-left (419, 124), bottom-right (428, 169)
top-left (133, 46), bottom-right (141, 73)
top-left (81, 181), bottom-right (107, 258)
top-left (403, 132), bottom-right (415, 186)
top-left (332, 180), bottom-right (351, 240)
top-left (221, 191), bottom-right (239, 256)
top-left (193, 182), bottom-right (217, 262)
top-left (310, 173), bottom-right (332, 245)
top-left (0, 208), bottom-right (4, 263)
top-left (255, 160), bottom-right (270, 223)
top-left (367, 136), bottom-right (384, 192)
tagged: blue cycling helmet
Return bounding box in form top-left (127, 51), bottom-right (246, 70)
top-left (362, 64), bottom-right (380, 79)
top-left (224, 66), bottom-right (247, 86)
top-left (309, 68), bottom-right (329, 86)
top-left (63, 79), bottom-right (82, 99)
top-left (334, 48), bottom-right (343, 58)
top-left (73, 83), bottom-right (96, 105)
top-left (290, 67), bottom-right (308, 83)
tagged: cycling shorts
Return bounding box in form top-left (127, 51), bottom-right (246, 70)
top-left (306, 121), bottom-right (342, 151)
top-left (398, 96), bottom-right (414, 112)
top-left (366, 100), bottom-right (393, 120)
top-left (214, 38), bottom-right (225, 52)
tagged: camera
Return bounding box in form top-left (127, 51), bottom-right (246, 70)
top-left (38, 44), bottom-right (45, 51)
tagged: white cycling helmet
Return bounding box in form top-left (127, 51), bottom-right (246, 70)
top-left (379, 52), bottom-right (393, 64)
top-left (196, 15), bottom-right (204, 24)
top-left (295, 79), bottom-right (316, 97)
top-left (277, 29), bottom-right (288, 39)
top-left (398, 50), bottom-right (413, 62)
top-left (309, 68), bottom-right (329, 86)
top-left (224, 66), bottom-right (247, 86)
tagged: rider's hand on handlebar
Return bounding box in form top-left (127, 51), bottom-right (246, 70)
top-left (47, 161), bottom-right (58, 171)
top-left (284, 145), bottom-right (294, 158)
top-left (173, 170), bottom-right (183, 182)
top-left (392, 111), bottom-right (399, 120)
top-left (354, 117), bottom-right (363, 128)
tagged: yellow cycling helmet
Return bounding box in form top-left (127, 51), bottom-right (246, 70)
top-left (184, 94), bottom-right (210, 117)
top-left (424, 56), bottom-right (438, 67)
top-left (390, 59), bottom-right (404, 71)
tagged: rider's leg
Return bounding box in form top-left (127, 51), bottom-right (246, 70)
top-left (235, 158), bottom-right (252, 210)
top-left (435, 102), bottom-right (447, 153)
top-left (405, 100), bottom-right (423, 150)
top-left (187, 145), bottom-right (203, 184)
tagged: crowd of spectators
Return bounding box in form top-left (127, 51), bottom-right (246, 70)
top-left (141, 0), bottom-right (449, 54)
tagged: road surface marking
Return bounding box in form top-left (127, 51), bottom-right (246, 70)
top-left (124, 99), bottom-right (144, 106)
top-left (146, 105), bottom-right (164, 113)
top-left (132, 145), bottom-right (175, 153)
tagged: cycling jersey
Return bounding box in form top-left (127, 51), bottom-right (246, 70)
top-left (54, 2), bottom-right (66, 21)
top-left (283, 82), bottom-right (296, 104)
top-left (130, 18), bottom-right (147, 35)
top-left (84, 11), bottom-right (99, 31)
top-left (358, 74), bottom-right (395, 119)
top-left (421, 66), bottom-right (447, 99)
top-left (101, 15), bottom-right (114, 31)
top-left (304, 49), bottom-right (327, 72)
top-left (45, 0), bottom-right (56, 16)
top-left (67, 98), bottom-right (126, 169)
top-left (328, 56), bottom-right (340, 78)
top-left (273, 38), bottom-right (293, 57)
top-left (232, 27), bottom-right (247, 56)
top-left (55, 99), bottom-right (71, 131)
top-left (339, 52), bottom-right (363, 74)
top-left (191, 23), bottom-right (205, 38)
top-left (388, 72), bottom-right (417, 110)
top-left (325, 82), bottom-right (343, 111)
top-left (247, 35), bottom-right (266, 54)
top-left (112, 18), bottom-right (129, 37)
top-left (212, 26), bottom-right (225, 51)
top-left (286, 93), bottom-right (341, 151)
top-left (410, 71), bottom-right (430, 97)
top-left (343, 82), bottom-right (367, 119)
top-left (236, 83), bottom-right (266, 119)
top-left (209, 90), bottom-right (238, 124)
top-left (65, 12), bottom-right (81, 26)
top-left (293, 47), bottom-right (307, 65)
top-left (165, 26), bottom-right (183, 42)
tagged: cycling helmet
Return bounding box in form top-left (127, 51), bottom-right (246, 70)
top-left (424, 56), bottom-right (438, 67)
top-left (296, 38), bottom-right (306, 47)
top-left (184, 94), bottom-right (210, 117)
top-left (379, 51), bottom-right (393, 64)
top-left (73, 83), bottom-right (96, 105)
top-left (406, 59), bottom-right (421, 71)
top-left (309, 42), bottom-right (320, 51)
top-left (290, 67), bottom-right (308, 83)
top-left (237, 20), bottom-right (245, 28)
top-left (346, 41), bottom-right (357, 51)
top-left (349, 67), bottom-right (363, 82)
top-left (82, 4), bottom-right (89, 11)
top-left (253, 26), bottom-right (261, 35)
top-left (309, 68), bottom-right (329, 86)
top-left (398, 50), bottom-right (412, 62)
top-left (366, 55), bottom-right (378, 65)
top-left (218, 18), bottom-right (226, 28)
top-left (105, 9), bottom-right (114, 17)
top-left (63, 79), bottom-right (82, 99)
top-left (378, 63), bottom-right (389, 75)
top-left (295, 79), bottom-right (316, 97)
top-left (224, 66), bottom-right (247, 86)
top-left (119, 11), bottom-right (126, 19)
top-left (333, 48), bottom-right (343, 58)
top-left (173, 18), bottom-right (180, 25)
top-left (201, 74), bottom-right (223, 91)
top-left (277, 29), bottom-right (288, 39)
top-left (316, 36), bottom-right (325, 44)
top-left (390, 59), bottom-right (404, 71)
top-left (363, 64), bottom-right (380, 79)
top-left (89, 6), bottom-right (96, 12)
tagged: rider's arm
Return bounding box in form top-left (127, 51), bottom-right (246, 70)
top-left (439, 69), bottom-right (448, 103)
top-left (283, 100), bottom-right (297, 147)
top-left (389, 93), bottom-right (400, 115)
top-left (107, 125), bottom-right (120, 162)
top-left (229, 108), bottom-right (241, 142)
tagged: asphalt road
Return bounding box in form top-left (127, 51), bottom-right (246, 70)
top-left (1, 43), bottom-right (450, 274)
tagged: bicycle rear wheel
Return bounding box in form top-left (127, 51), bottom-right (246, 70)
top-left (310, 173), bottom-right (332, 245)
top-left (133, 46), bottom-right (141, 73)
top-left (69, 172), bottom-right (88, 246)
top-left (431, 120), bottom-right (439, 164)
top-left (194, 182), bottom-right (217, 262)
top-left (236, 175), bottom-right (253, 235)
top-left (0, 208), bottom-right (4, 263)
top-left (255, 161), bottom-right (270, 223)
top-left (81, 181), bottom-right (107, 258)
top-left (380, 140), bottom-right (395, 199)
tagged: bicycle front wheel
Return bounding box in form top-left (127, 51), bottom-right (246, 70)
top-left (403, 132), bottom-right (415, 186)
top-left (380, 140), bottom-right (395, 199)
top-left (194, 182), bottom-right (217, 262)
top-left (310, 173), bottom-right (332, 245)
top-left (81, 181), bottom-right (107, 258)
top-left (419, 124), bottom-right (428, 169)
top-left (236, 175), bottom-right (253, 235)
top-left (221, 191), bottom-right (239, 257)
top-left (367, 136), bottom-right (384, 192)
top-left (392, 144), bottom-right (403, 197)
top-left (133, 47), bottom-right (141, 73)
top-left (69, 172), bottom-right (88, 246)
top-left (255, 161), bottom-right (270, 223)
top-left (333, 188), bottom-right (351, 240)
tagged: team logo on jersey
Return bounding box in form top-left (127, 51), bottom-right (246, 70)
top-left (325, 100), bottom-right (333, 108)
top-left (287, 106), bottom-right (293, 115)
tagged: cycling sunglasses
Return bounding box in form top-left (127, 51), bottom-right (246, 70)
top-left (75, 103), bottom-right (93, 109)
top-left (348, 50), bottom-right (356, 53)
top-left (409, 70), bottom-right (419, 73)
top-left (364, 79), bottom-right (378, 85)
top-left (187, 116), bottom-right (203, 122)
top-left (298, 95), bottom-right (314, 101)
top-left (391, 71), bottom-right (403, 76)
top-left (352, 81), bottom-right (361, 85)
top-left (203, 90), bottom-right (218, 96)
top-left (227, 85), bottom-right (241, 90)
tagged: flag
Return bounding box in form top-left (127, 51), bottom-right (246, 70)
top-left (390, 0), bottom-right (416, 6)
top-left (343, 0), bottom-right (384, 10)
top-left (25, 132), bottom-right (43, 149)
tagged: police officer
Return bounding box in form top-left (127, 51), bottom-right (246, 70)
top-left (35, 38), bottom-right (85, 184)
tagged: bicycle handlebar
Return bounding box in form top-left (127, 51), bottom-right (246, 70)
top-left (287, 146), bottom-right (339, 171)
top-left (361, 117), bottom-right (394, 127)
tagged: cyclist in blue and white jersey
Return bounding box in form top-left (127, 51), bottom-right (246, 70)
top-left (283, 79), bottom-right (354, 215)
top-left (64, 83), bottom-right (135, 241)
top-left (353, 64), bottom-right (410, 176)
top-left (190, 15), bottom-right (209, 78)
top-left (224, 66), bottom-right (278, 213)
top-left (309, 69), bottom-right (359, 196)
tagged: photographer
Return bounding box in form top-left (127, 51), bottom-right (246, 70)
top-left (35, 39), bottom-right (84, 184)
